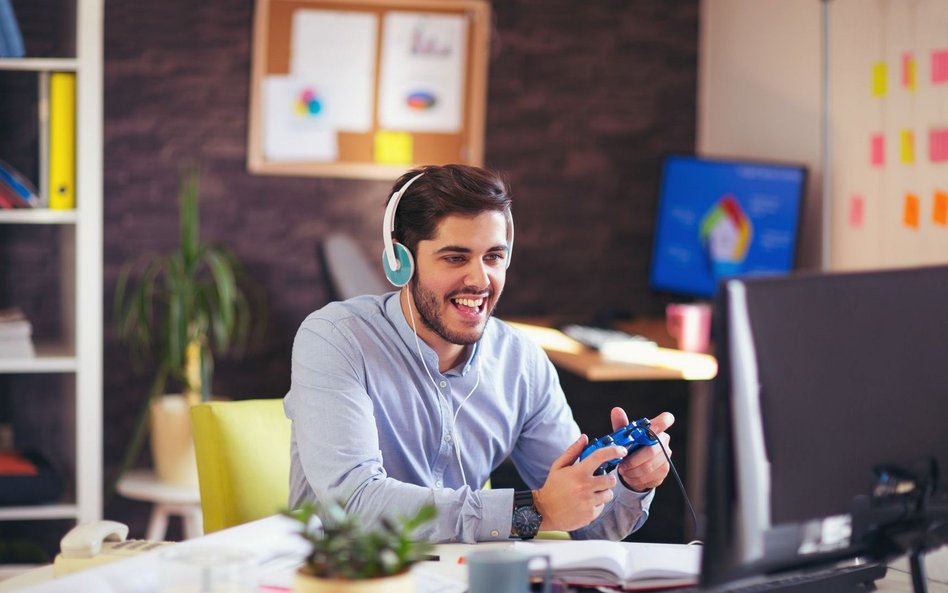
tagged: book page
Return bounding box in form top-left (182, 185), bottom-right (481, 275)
top-left (510, 540), bottom-right (700, 587)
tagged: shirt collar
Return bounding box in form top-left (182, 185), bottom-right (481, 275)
top-left (383, 290), bottom-right (480, 377)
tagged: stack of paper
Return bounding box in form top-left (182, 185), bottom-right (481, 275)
top-left (0, 308), bottom-right (36, 358)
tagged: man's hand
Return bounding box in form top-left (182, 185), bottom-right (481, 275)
top-left (613, 408), bottom-right (674, 492)
top-left (533, 435), bottom-right (628, 532)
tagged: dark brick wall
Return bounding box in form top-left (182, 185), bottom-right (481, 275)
top-left (4, 0), bottom-right (698, 537)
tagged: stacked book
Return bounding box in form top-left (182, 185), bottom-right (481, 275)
top-left (0, 307), bottom-right (36, 358)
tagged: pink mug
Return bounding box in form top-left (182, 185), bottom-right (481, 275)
top-left (665, 303), bottom-right (712, 353)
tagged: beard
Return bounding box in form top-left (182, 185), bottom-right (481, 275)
top-left (410, 277), bottom-right (498, 346)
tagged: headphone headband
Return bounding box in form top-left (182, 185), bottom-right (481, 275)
top-left (382, 173), bottom-right (425, 273)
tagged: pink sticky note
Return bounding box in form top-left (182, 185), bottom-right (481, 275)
top-left (932, 50), bottom-right (948, 84)
top-left (870, 134), bottom-right (885, 167)
top-left (849, 195), bottom-right (864, 228)
top-left (929, 128), bottom-right (948, 162)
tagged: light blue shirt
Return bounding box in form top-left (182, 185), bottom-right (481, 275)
top-left (285, 292), bottom-right (653, 543)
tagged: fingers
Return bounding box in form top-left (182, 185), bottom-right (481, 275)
top-left (551, 434), bottom-right (589, 470)
top-left (618, 432), bottom-right (672, 490)
top-left (579, 444), bottom-right (628, 473)
top-left (611, 406), bottom-right (630, 431)
top-left (648, 411), bottom-right (675, 435)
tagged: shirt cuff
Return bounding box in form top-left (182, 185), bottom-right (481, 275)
top-left (614, 479), bottom-right (655, 511)
top-left (477, 488), bottom-right (515, 541)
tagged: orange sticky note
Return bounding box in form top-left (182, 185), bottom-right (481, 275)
top-left (932, 49), bottom-right (948, 84)
top-left (901, 130), bottom-right (915, 164)
top-left (929, 128), bottom-right (948, 162)
top-left (870, 134), bottom-right (885, 167)
top-left (849, 194), bottom-right (864, 228)
top-left (903, 53), bottom-right (916, 90)
top-left (934, 190), bottom-right (948, 226)
top-left (872, 62), bottom-right (888, 97)
top-left (903, 193), bottom-right (920, 229)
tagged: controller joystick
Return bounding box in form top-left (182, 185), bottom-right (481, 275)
top-left (578, 418), bottom-right (659, 476)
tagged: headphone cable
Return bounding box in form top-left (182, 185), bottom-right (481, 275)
top-left (405, 290), bottom-right (480, 488)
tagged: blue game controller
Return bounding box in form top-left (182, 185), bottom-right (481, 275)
top-left (579, 418), bottom-right (659, 475)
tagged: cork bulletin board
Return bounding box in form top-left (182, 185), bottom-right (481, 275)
top-left (247, 0), bottom-right (491, 180)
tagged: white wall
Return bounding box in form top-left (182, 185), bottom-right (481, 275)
top-left (697, 0), bottom-right (823, 270)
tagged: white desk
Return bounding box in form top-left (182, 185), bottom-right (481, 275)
top-left (4, 515), bottom-right (947, 593)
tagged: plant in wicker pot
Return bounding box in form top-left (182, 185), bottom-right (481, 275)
top-left (286, 500), bottom-right (437, 593)
top-left (113, 166), bottom-right (262, 487)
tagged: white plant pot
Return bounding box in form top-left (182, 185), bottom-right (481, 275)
top-left (293, 569), bottom-right (415, 593)
top-left (149, 394), bottom-right (198, 487)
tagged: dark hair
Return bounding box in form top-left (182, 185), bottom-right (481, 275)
top-left (387, 164), bottom-right (511, 257)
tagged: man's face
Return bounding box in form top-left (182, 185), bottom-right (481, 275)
top-left (409, 211), bottom-right (509, 347)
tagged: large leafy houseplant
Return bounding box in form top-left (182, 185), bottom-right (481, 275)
top-left (113, 167), bottom-right (260, 485)
top-left (285, 500), bottom-right (436, 592)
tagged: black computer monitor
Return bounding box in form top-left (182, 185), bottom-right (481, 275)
top-left (649, 155), bottom-right (806, 299)
top-left (701, 265), bottom-right (948, 590)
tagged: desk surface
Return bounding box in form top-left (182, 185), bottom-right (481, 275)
top-left (8, 515), bottom-right (946, 593)
top-left (505, 317), bottom-right (717, 381)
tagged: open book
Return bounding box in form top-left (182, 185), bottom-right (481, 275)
top-left (511, 539), bottom-right (701, 589)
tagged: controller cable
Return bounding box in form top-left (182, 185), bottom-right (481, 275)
top-left (647, 428), bottom-right (701, 544)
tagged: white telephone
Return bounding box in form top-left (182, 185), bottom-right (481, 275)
top-left (53, 520), bottom-right (175, 576)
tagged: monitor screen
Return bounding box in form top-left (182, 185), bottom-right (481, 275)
top-left (701, 265), bottom-right (948, 588)
top-left (649, 155), bottom-right (806, 299)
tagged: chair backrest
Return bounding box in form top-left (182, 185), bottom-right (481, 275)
top-left (190, 399), bottom-right (291, 533)
top-left (322, 232), bottom-right (390, 300)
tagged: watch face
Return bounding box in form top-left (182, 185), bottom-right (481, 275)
top-left (512, 505), bottom-right (541, 539)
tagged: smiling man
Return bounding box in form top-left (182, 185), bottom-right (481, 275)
top-left (284, 164), bottom-right (674, 543)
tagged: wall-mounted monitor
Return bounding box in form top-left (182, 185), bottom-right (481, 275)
top-left (649, 155), bottom-right (806, 299)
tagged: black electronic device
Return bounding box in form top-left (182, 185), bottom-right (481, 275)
top-left (700, 265), bottom-right (948, 593)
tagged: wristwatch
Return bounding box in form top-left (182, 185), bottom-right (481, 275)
top-left (510, 490), bottom-right (542, 540)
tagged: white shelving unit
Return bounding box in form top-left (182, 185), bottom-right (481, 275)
top-left (0, 0), bottom-right (103, 532)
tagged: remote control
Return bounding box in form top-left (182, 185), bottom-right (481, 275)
top-left (578, 418), bottom-right (659, 475)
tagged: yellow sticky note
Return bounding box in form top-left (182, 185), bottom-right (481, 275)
top-left (872, 62), bottom-right (888, 97)
top-left (933, 190), bottom-right (948, 226)
top-left (903, 193), bottom-right (920, 229)
top-left (900, 129), bottom-right (915, 164)
top-left (374, 131), bottom-right (413, 165)
top-left (902, 53), bottom-right (916, 91)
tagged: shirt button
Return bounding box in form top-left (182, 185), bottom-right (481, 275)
top-left (439, 380), bottom-right (447, 388)
top-left (435, 480), bottom-right (442, 488)
top-left (444, 433), bottom-right (453, 443)
top-left (490, 530), bottom-right (499, 537)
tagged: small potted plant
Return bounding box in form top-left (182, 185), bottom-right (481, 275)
top-left (113, 165), bottom-right (262, 486)
top-left (285, 500), bottom-right (437, 593)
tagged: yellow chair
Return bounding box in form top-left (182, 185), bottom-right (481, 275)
top-left (190, 399), bottom-right (291, 534)
top-left (190, 398), bottom-right (568, 538)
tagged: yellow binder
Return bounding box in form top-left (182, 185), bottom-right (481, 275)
top-left (49, 72), bottom-right (76, 210)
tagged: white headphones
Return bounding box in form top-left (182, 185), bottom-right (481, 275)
top-left (381, 172), bottom-right (514, 287)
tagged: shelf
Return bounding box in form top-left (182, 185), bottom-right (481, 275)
top-left (0, 503), bottom-right (79, 521)
top-left (0, 210), bottom-right (78, 224)
top-left (0, 58), bottom-right (79, 72)
top-left (0, 343), bottom-right (77, 374)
